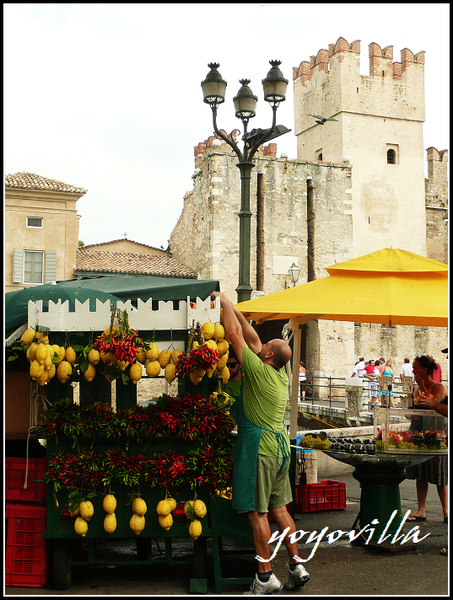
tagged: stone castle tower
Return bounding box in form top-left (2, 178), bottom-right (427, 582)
top-left (293, 37), bottom-right (427, 256)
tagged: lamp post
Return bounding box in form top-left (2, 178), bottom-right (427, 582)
top-left (288, 262), bottom-right (301, 287)
top-left (201, 61), bottom-right (290, 303)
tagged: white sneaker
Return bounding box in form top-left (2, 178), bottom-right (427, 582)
top-left (244, 573), bottom-right (283, 595)
top-left (283, 563), bottom-right (310, 590)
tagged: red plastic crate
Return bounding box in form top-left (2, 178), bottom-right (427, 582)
top-left (5, 503), bottom-right (48, 587)
top-left (5, 457), bottom-right (47, 504)
top-left (295, 480), bottom-right (346, 513)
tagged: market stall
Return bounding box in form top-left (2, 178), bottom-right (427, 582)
top-left (5, 292), bottom-right (256, 593)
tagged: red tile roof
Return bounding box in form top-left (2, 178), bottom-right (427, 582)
top-left (5, 172), bottom-right (87, 195)
top-left (76, 248), bottom-right (195, 278)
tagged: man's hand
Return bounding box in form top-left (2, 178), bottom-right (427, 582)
top-left (211, 291), bottom-right (262, 356)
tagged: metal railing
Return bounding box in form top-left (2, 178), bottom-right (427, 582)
top-left (298, 375), bottom-right (448, 409)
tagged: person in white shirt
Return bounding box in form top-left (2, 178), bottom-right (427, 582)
top-left (400, 357), bottom-right (414, 382)
top-left (351, 357), bottom-right (365, 378)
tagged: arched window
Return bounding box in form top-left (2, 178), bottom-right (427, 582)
top-left (387, 149), bottom-right (396, 164)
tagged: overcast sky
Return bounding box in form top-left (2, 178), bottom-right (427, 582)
top-left (4, 3), bottom-right (450, 250)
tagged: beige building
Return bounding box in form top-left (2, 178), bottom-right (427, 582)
top-left (4, 172), bottom-right (86, 293)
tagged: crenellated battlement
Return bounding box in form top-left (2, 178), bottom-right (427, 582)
top-left (293, 36), bottom-right (424, 84)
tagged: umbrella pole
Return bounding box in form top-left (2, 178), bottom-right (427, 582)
top-left (290, 325), bottom-right (301, 440)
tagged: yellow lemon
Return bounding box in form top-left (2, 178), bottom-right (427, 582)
top-left (65, 347), bottom-right (77, 365)
top-left (130, 513), bottom-right (145, 535)
top-left (167, 497), bottom-right (177, 512)
top-left (57, 346), bottom-right (66, 364)
top-left (79, 500), bottom-right (94, 521)
top-left (51, 344), bottom-right (64, 365)
top-left (217, 340), bottom-right (229, 356)
top-left (83, 363), bottom-right (96, 382)
top-left (36, 369), bottom-right (49, 386)
top-left (30, 359), bottom-right (45, 380)
top-left (136, 347), bottom-right (147, 364)
top-left (189, 371), bottom-right (202, 385)
top-left (193, 499), bottom-right (207, 518)
top-left (213, 323), bottom-right (225, 341)
top-left (35, 343), bottom-right (48, 365)
top-left (129, 362), bottom-right (143, 384)
top-left (69, 504), bottom-right (80, 517)
top-left (146, 360), bottom-right (161, 377)
top-left (20, 328), bottom-right (37, 346)
top-left (201, 322), bottom-right (215, 340)
top-left (101, 351), bottom-right (116, 365)
top-left (158, 349), bottom-right (171, 368)
top-left (117, 359), bottom-right (129, 372)
top-left (26, 342), bottom-right (38, 361)
top-left (43, 352), bottom-right (53, 370)
top-left (88, 348), bottom-right (100, 365)
top-left (46, 363), bottom-right (56, 380)
top-left (189, 519), bottom-right (202, 540)
top-left (145, 343), bottom-right (159, 361)
top-left (216, 354), bottom-right (228, 371)
top-left (158, 513), bottom-right (173, 531)
top-left (171, 348), bottom-right (182, 364)
top-left (74, 517), bottom-right (88, 537)
top-left (205, 339), bottom-right (217, 350)
top-left (103, 512), bottom-right (117, 534)
top-left (156, 499), bottom-right (172, 517)
top-left (220, 366), bottom-right (230, 385)
top-left (103, 326), bottom-right (117, 337)
top-left (132, 497), bottom-right (148, 516)
top-left (57, 361), bottom-right (72, 383)
top-left (164, 363), bottom-right (176, 383)
top-left (103, 494), bottom-right (117, 514)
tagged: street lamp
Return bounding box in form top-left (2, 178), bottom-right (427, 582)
top-left (201, 61), bottom-right (290, 303)
top-left (288, 262), bottom-right (301, 287)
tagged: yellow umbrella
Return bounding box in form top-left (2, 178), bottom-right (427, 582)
top-left (237, 248), bottom-right (448, 327)
top-left (236, 248), bottom-right (448, 438)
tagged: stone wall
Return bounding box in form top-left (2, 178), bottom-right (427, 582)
top-left (425, 148), bottom-right (449, 263)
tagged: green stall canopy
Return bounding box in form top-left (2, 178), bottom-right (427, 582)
top-left (5, 284), bottom-right (121, 339)
top-left (55, 275), bottom-right (220, 303)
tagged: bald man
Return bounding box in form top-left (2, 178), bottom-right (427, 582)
top-left (211, 292), bottom-right (310, 594)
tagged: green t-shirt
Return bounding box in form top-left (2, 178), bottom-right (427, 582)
top-left (241, 345), bottom-right (290, 457)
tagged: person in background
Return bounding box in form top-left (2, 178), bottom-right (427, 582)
top-left (400, 357), bottom-right (415, 383)
top-left (299, 362), bottom-right (306, 400)
top-left (211, 291), bottom-right (310, 594)
top-left (378, 358), bottom-right (395, 407)
top-left (363, 360), bottom-right (379, 409)
top-left (351, 357), bottom-right (365, 378)
top-left (406, 355), bottom-right (448, 533)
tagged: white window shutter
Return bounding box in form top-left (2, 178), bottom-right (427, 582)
top-left (45, 250), bottom-right (57, 283)
top-left (13, 248), bottom-right (23, 283)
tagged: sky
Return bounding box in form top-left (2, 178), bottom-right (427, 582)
top-left (4, 3), bottom-right (450, 250)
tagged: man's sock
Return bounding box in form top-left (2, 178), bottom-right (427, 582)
top-left (257, 571), bottom-right (272, 582)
